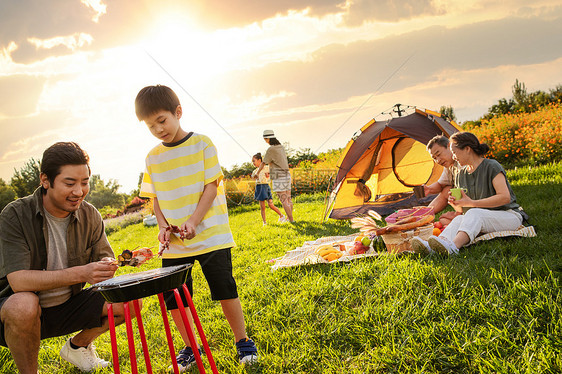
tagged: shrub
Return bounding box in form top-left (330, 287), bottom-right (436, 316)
top-left (103, 212), bottom-right (144, 235)
top-left (99, 205), bottom-right (120, 219)
top-left (468, 102), bottom-right (562, 166)
top-left (224, 177), bottom-right (255, 207)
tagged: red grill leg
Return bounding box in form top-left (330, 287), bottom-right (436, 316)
top-left (173, 289), bottom-right (206, 373)
top-left (124, 302), bottom-right (138, 374)
top-left (133, 299), bottom-right (153, 374)
top-left (158, 293), bottom-right (179, 374)
top-left (181, 284), bottom-right (219, 374)
top-left (107, 303), bottom-right (120, 374)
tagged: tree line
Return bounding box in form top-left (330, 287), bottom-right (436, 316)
top-left (0, 159), bottom-right (142, 213)
top-left (222, 145), bottom-right (321, 179)
top-left (456, 79), bottom-right (562, 127)
top-left (2, 79), bottom-right (559, 212)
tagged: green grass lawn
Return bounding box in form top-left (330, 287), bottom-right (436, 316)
top-left (1, 163), bottom-right (561, 373)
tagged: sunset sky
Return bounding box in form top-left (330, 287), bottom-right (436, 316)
top-left (1, 0), bottom-right (562, 192)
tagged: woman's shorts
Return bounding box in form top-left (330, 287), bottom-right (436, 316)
top-left (254, 183), bottom-right (273, 201)
top-left (162, 248), bottom-right (238, 310)
top-left (271, 170), bottom-right (292, 192)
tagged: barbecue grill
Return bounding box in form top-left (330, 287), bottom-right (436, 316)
top-left (92, 264), bottom-right (191, 302)
top-left (91, 264), bottom-right (218, 374)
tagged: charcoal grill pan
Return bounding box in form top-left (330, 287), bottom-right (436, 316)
top-left (92, 264), bottom-right (191, 303)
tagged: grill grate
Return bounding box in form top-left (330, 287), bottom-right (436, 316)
top-left (93, 264), bottom-right (191, 290)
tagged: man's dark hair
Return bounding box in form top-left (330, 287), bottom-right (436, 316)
top-left (41, 142), bottom-right (90, 192)
top-left (427, 135), bottom-right (449, 151)
top-left (135, 85), bottom-right (180, 121)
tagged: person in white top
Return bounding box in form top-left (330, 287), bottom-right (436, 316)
top-left (256, 130), bottom-right (295, 223)
top-left (423, 135), bottom-right (461, 226)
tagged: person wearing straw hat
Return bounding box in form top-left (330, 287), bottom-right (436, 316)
top-left (256, 130), bottom-right (294, 223)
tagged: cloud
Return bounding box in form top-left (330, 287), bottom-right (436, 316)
top-left (0, 75), bottom-right (46, 116)
top-left (183, 0), bottom-right (343, 29)
top-left (214, 13), bottom-right (562, 112)
top-left (0, 0), bottom-right (95, 63)
top-left (0, 0), bottom-right (148, 63)
top-left (344, 0), bottom-right (446, 25)
top-left (0, 111), bottom-right (69, 182)
top-left (27, 33), bottom-right (94, 51)
top-left (183, 0), bottom-right (447, 29)
top-left (80, 0), bottom-right (107, 23)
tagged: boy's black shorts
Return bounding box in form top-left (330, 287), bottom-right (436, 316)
top-left (162, 247), bottom-right (238, 310)
top-left (0, 288), bottom-right (106, 347)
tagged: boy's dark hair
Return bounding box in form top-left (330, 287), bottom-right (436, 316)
top-left (426, 135), bottom-right (449, 151)
top-left (268, 137), bottom-right (281, 146)
top-left (135, 85), bottom-right (180, 120)
top-left (41, 142), bottom-right (90, 193)
top-left (450, 131), bottom-right (490, 156)
top-left (253, 152), bottom-right (262, 161)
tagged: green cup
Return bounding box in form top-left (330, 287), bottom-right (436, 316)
top-left (450, 187), bottom-right (466, 200)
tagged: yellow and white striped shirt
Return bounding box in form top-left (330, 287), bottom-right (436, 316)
top-left (140, 133), bottom-right (235, 258)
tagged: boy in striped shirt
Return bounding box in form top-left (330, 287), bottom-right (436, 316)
top-left (135, 85), bottom-right (257, 371)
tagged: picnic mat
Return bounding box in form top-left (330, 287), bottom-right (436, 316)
top-left (471, 225), bottom-right (536, 244)
top-left (270, 234), bottom-right (379, 270)
top-left (270, 225), bottom-right (536, 270)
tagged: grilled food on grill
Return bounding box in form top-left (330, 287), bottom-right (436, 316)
top-left (116, 247), bottom-right (154, 267)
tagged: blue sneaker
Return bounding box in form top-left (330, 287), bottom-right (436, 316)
top-left (169, 346), bottom-right (202, 372)
top-left (236, 338), bottom-right (258, 364)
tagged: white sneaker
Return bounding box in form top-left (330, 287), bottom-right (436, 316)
top-left (410, 236), bottom-right (433, 254)
top-left (278, 216), bottom-right (287, 223)
top-left (428, 236), bottom-right (459, 255)
top-left (60, 338), bottom-right (110, 372)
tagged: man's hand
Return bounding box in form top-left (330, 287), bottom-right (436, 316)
top-left (83, 259), bottom-right (118, 285)
top-left (7, 260), bottom-right (118, 292)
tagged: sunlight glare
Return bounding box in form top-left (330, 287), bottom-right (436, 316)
top-left (140, 11), bottom-right (234, 87)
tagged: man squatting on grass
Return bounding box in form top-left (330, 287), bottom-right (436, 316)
top-left (0, 142), bottom-right (134, 373)
top-left (423, 135), bottom-right (461, 226)
top-left (135, 85), bottom-right (257, 372)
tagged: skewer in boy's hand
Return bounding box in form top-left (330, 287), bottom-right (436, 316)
top-left (158, 226), bottom-right (171, 246)
top-left (158, 226), bottom-right (174, 256)
top-left (181, 221), bottom-right (197, 240)
top-left (158, 224), bottom-right (197, 255)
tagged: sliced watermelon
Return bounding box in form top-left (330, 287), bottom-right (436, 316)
top-left (385, 206), bottom-right (435, 224)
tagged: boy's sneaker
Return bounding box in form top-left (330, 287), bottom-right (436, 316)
top-left (410, 236), bottom-right (432, 254)
top-left (236, 338), bottom-right (258, 365)
top-left (428, 236), bottom-right (459, 255)
top-left (60, 338), bottom-right (110, 372)
top-left (168, 346), bottom-right (203, 373)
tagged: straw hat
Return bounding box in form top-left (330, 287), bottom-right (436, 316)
top-left (263, 130), bottom-right (275, 139)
